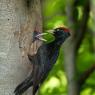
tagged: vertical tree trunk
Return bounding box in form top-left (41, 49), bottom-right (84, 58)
top-left (0, 0), bottom-right (43, 95)
top-left (63, 39), bottom-right (78, 95)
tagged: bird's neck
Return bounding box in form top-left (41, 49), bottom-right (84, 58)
top-left (50, 38), bottom-right (63, 46)
top-left (46, 40), bottom-right (61, 57)
top-left (45, 40), bottom-right (61, 65)
top-left (48, 40), bottom-right (61, 49)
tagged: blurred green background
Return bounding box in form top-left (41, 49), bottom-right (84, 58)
top-left (39, 0), bottom-right (95, 95)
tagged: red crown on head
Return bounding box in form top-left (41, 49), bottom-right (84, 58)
top-left (58, 27), bottom-right (70, 32)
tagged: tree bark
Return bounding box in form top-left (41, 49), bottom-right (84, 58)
top-left (63, 38), bottom-right (78, 95)
top-left (0, 0), bottom-right (42, 95)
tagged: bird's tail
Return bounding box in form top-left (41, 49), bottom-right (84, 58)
top-left (14, 74), bottom-right (33, 95)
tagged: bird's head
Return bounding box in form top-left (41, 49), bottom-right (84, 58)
top-left (51, 27), bottom-right (70, 41)
top-left (35, 27), bottom-right (70, 44)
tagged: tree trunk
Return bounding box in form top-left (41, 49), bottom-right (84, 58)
top-left (0, 0), bottom-right (43, 95)
top-left (63, 38), bottom-right (78, 95)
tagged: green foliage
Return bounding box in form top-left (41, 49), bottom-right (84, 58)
top-left (77, 37), bottom-right (95, 72)
top-left (43, 0), bottom-right (66, 17)
top-left (41, 0), bottom-right (95, 95)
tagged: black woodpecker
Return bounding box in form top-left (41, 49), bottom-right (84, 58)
top-left (14, 27), bottom-right (70, 95)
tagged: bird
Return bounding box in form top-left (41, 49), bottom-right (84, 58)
top-left (14, 27), bottom-right (70, 95)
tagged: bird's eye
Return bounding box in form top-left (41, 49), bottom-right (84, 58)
top-left (61, 30), bottom-right (63, 32)
top-left (56, 29), bottom-right (60, 31)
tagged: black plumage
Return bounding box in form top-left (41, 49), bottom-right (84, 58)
top-left (14, 27), bottom-right (70, 95)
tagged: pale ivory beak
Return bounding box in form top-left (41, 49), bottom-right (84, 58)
top-left (35, 29), bottom-right (54, 41)
top-left (36, 33), bottom-right (48, 37)
top-left (37, 37), bottom-right (47, 42)
top-left (35, 33), bottom-right (48, 42)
